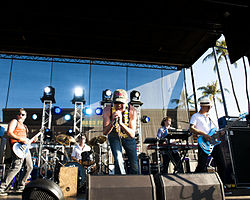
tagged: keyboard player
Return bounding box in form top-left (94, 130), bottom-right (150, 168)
top-left (157, 116), bottom-right (184, 173)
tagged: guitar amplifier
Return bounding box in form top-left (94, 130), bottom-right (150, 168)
top-left (218, 116), bottom-right (248, 129)
top-left (228, 127), bottom-right (250, 186)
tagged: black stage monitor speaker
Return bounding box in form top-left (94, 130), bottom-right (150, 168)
top-left (22, 178), bottom-right (64, 200)
top-left (155, 173), bottom-right (224, 200)
top-left (88, 174), bottom-right (156, 200)
top-left (229, 127), bottom-right (250, 186)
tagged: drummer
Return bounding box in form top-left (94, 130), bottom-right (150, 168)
top-left (71, 135), bottom-right (91, 162)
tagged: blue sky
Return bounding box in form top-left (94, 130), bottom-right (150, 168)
top-left (185, 36), bottom-right (250, 120)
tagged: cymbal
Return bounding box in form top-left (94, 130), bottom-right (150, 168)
top-left (67, 136), bottom-right (77, 144)
top-left (96, 135), bottom-right (106, 144)
top-left (56, 134), bottom-right (76, 145)
top-left (88, 136), bottom-right (107, 146)
top-left (88, 137), bottom-right (97, 146)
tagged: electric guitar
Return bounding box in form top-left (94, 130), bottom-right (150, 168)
top-left (198, 113), bottom-right (248, 154)
top-left (12, 129), bottom-right (44, 159)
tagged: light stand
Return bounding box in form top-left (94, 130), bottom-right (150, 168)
top-left (38, 86), bottom-right (55, 178)
top-left (72, 87), bottom-right (86, 139)
top-left (129, 90), bottom-right (143, 155)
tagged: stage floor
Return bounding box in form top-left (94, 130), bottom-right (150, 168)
top-left (1, 188), bottom-right (250, 200)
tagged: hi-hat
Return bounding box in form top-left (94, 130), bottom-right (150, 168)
top-left (88, 135), bottom-right (107, 146)
top-left (96, 135), bottom-right (106, 144)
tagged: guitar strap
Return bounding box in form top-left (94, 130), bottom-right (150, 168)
top-left (207, 115), bottom-right (217, 130)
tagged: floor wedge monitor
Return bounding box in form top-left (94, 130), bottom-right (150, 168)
top-left (88, 174), bottom-right (156, 200)
top-left (155, 173), bottom-right (225, 200)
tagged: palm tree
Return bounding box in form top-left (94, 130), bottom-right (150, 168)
top-left (198, 81), bottom-right (229, 119)
top-left (171, 91), bottom-right (195, 109)
top-left (202, 39), bottom-right (241, 114)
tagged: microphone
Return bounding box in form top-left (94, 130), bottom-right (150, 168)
top-left (113, 116), bottom-right (119, 126)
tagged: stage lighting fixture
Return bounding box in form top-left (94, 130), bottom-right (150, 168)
top-left (130, 90), bottom-right (141, 101)
top-left (44, 128), bottom-right (53, 142)
top-left (95, 107), bottom-right (103, 115)
top-left (102, 89), bottom-right (112, 103)
top-left (72, 87), bottom-right (86, 104)
top-left (84, 107), bottom-right (93, 115)
top-left (129, 90), bottom-right (143, 106)
top-left (32, 114), bottom-right (38, 120)
top-left (66, 129), bottom-right (75, 136)
top-left (142, 116), bottom-right (150, 123)
top-left (64, 114), bottom-right (72, 121)
top-left (52, 106), bottom-right (62, 114)
top-left (41, 86), bottom-right (56, 103)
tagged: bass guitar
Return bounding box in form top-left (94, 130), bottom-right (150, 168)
top-left (12, 129), bottom-right (43, 159)
top-left (198, 113), bottom-right (248, 154)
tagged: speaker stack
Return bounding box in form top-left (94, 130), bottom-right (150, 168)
top-left (228, 127), bottom-right (250, 186)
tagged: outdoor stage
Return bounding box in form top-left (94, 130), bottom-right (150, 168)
top-left (0, 177), bottom-right (250, 200)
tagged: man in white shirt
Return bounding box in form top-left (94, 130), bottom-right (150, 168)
top-left (71, 135), bottom-right (91, 163)
top-left (190, 98), bottom-right (226, 184)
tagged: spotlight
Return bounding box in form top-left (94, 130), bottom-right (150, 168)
top-left (130, 90), bottom-right (143, 106)
top-left (52, 106), bottom-right (62, 115)
top-left (142, 116), bottom-right (150, 123)
top-left (130, 90), bottom-right (141, 101)
top-left (95, 107), bottom-right (103, 115)
top-left (41, 86), bottom-right (56, 103)
top-left (66, 129), bottom-right (75, 136)
top-left (84, 107), bottom-right (92, 115)
top-left (64, 114), bottom-right (72, 121)
top-left (72, 87), bottom-right (86, 104)
top-left (32, 114), bottom-right (38, 120)
top-left (101, 89), bottom-right (112, 105)
top-left (44, 128), bottom-right (53, 143)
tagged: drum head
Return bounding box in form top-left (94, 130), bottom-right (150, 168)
top-left (64, 162), bottom-right (85, 188)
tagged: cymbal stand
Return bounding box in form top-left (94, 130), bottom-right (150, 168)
top-left (156, 138), bottom-right (161, 174)
top-left (98, 143), bottom-right (102, 174)
top-left (96, 143), bottom-right (110, 174)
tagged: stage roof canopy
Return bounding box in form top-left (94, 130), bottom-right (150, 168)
top-left (0, 1), bottom-right (249, 67)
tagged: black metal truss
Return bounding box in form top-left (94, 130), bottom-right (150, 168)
top-left (0, 53), bottom-right (178, 71)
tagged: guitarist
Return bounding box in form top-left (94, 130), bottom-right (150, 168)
top-left (189, 98), bottom-right (226, 184)
top-left (0, 108), bottom-right (37, 196)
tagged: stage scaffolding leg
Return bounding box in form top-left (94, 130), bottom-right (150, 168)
top-left (38, 100), bottom-right (53, 178)
top-left (73, 102), bottom-right (84, 139)
top-left (132, 104), bottom-right (143, 155)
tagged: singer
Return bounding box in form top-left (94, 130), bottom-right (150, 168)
top-left (103, 89), bottom-right (138, 174)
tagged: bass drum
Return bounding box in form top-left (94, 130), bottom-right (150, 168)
top-left (64, 162), bottom-right (85, 188)
top-left (81, 151), bottom-right (95, 166)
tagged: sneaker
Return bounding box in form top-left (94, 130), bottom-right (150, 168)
top-left (15, 188), bottom-right (24, 193)
top-left (0, 189), bottom-right (8, 196)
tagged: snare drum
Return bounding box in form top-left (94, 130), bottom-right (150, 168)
top-left (64, 162), bottom-right (85, 188)
top-left (81, 151), bottom-right (95, 166)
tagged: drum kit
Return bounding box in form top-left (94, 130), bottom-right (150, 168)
top-left (31, 133), bottom-right (109, 191)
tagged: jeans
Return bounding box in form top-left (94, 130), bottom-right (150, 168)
top-left (0, 150), bottom-right (33, 190)
top-left (195, 145), bottom-right (226, 183)
top-left (108, 135), bottom-right (138, 175)
top-left (161, 150), bottom-right (184, 173)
